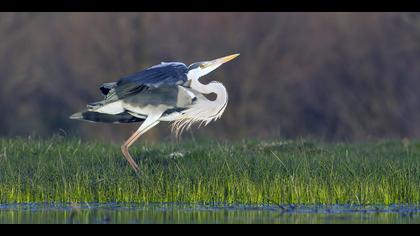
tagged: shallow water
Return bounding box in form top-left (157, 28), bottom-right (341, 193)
top-left (1, 203), bottom-right (420, 224)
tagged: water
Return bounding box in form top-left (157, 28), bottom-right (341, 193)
top-left (1, 203), bottom-right (420, 224)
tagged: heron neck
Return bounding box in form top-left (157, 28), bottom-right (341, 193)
top-left (189, 78), bottom-right (228, 119)
top-left (170, 78), bottom-right (228, 137)
top-left (190, 79), bottom-right (227, 102)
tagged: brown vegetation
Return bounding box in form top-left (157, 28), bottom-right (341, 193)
top-left (1, 12), bottom-right (420, 142)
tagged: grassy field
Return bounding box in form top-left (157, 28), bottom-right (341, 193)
top-left (0, 137), bottom-right (419, 205)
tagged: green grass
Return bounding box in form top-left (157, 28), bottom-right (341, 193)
top-left (0, 137), bottom-right (419, 205)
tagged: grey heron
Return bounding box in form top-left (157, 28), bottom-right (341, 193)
top-left (70, 54), bottom-right (239, 172)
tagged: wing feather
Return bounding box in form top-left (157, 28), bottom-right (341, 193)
top-left (103, 62), bottom-right (189, 103)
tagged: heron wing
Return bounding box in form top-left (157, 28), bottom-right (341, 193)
top-left (103, 62), bottom-right (189, 103)
top-left (70, 110), bottom-right (144, 123)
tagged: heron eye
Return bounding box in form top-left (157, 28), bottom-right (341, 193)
top-left (199, 63), bottom-right (208, 69)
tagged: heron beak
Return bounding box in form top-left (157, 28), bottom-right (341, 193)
top-left (200, 53), bottom-right (240, 68)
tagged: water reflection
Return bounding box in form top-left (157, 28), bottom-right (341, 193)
top-left (0, 204), bottom-right (419, 224)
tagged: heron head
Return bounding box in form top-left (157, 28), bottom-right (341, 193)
top-left (188, 53), bottom-right (240, 79)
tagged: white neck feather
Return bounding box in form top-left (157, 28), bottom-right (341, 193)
top-left (171, 78), bottom-right (228, 137)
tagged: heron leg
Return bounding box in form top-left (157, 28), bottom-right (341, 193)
top-left (121, 114), bottom-right (160, 172)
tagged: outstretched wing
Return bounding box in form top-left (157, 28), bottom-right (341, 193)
top-left (102, 62), bottom-right (189, 103)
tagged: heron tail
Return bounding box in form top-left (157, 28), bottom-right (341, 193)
top-left (69, 110), bottom-right (143, 123)
top-left (99, 82), bottom-right (117, 95)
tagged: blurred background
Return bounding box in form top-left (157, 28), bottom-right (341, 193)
top-left (2, 12), bottom-right (420, 142)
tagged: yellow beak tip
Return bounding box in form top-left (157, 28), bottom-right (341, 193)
top-left (221, 53), bottom-right (240, 63)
